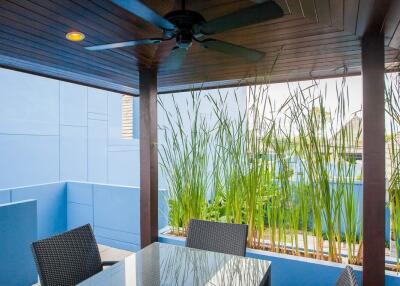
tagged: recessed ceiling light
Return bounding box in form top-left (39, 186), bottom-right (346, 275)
top-left (66, 31), bottom-right (85, 42)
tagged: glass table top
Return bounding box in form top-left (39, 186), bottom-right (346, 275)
top-left (78, 242), bottom-right (271, 286)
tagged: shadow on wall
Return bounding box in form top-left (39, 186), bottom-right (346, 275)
top-left (0, 200), bottom-right (37, 286)
top-left (0, 181), bottom-right (168, 252)
top-left (0, 181), bottom-right (168, 286)
top-left (67, 181), bottom-right (168, 251)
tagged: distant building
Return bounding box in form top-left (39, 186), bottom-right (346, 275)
top-left (331, 114), bottom-right (363, 162)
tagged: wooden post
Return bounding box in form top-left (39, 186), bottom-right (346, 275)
top-left (139, 66), bottom-right (158, 248)
top-left (361, 33), bottom-right (385, 286)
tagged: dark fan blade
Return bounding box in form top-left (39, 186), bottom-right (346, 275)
top-left (162, 47), bottom-right (188, 71)
top-left (111, 0), bottom-right (175, 31)
top-left (85, 38), bottom-right (163, 51)
top-left (200, 39), bottom-right (265, 61)
top-left (194, 1), bottom-right (283, 35)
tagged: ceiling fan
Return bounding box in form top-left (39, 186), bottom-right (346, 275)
top-left (85, 0), bottom-right (284, 71)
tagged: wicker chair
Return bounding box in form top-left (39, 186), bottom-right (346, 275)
top-left (186, 219), bottom-right (248, 257)
top-left (335, 266), bottom-right (359, 286)
top-left (31, 224), bottom-right (116, 286)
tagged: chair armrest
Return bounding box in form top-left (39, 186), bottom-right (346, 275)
top-left (101, 261), bottom-right (118, 267)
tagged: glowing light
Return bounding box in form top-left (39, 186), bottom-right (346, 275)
top-left (66, 31), bottom-right (85, 42)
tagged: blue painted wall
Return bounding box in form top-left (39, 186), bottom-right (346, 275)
top-left (0, 181), bottom-right (168, 254)
top-left (67, 181), bottom-right (168, 252)
top-left (0, 68), bottom-right (141, 189)
top-left (0, 200), bottom-right (37, 286)
top-left (0, 189), bottom-right (11, 204)
top-left (0, 183), bottom-right (66, 239)
top-left (12, 183), bottom-right (67, 239)
top-left (320, 182), bottom-right (391, 243)
top-left (247, 250), bottom-right (400, 286)
top-left (67, 182), bottom-right (141, 251)
top-left (0, 181), bottom-right (169, 285)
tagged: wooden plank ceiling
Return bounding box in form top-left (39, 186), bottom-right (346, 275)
top-left (0, 0), bottom-right (399, 95)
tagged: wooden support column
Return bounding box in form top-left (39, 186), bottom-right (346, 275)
top-left (139, 66), bottom-right (158, 248)
top-left (362, 33), bottom-right (385, 286)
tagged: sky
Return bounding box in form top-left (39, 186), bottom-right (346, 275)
top-left (255, 73), bottom-right (399, 134)
top-left (263, 75), bottom-right (362, 120)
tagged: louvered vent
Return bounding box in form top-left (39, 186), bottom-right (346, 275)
top-left (121, 94), bottom-right (133, 139)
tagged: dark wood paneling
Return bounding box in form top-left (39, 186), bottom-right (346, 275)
top-left (362, 33), bottom-right (386, 286)
top-left (6, 0), bottom-right (141, 63)
top-left (139, 66), bottom-right (158, 248)
top-left (314, 0), bottom-right (331, 25)
top-left (0, 3), bottom-right (138, 72)
top-left (344, 0), bottom-right (359, 34)
top-left (299, 0), bottom-right (317, 21)
top-left (330, 0), bottom-right (344, 28)
top-left (0, 0), bottom-right (398, 94)
top-left (390, 28), bottom-right (400, 50)
top-left (0, 53), bottom-right (138, 94)
top-left (385, 0), bottom-right (400, 49)
top-left (356, 0), bottom-right (393, 36)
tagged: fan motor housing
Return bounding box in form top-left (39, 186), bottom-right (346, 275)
top-left (164, 10), bottom-right (205, 48)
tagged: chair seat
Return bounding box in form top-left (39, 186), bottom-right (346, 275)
top-left (185, 219), bottom-right (248, 257)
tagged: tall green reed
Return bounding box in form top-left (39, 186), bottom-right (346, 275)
top-left (333, 78), bottom-right (362, 264)
top-left (159, 91), bottom-right (210, 234)
top-left (385, 72), bottom-right (400, 269)
top-left (284, 79), bottom-right (362, 262)
top-left (159, 76), bottom-right (363, 265)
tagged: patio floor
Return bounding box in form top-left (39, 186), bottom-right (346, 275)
top-left (98, 244), bottom-right (133, 262)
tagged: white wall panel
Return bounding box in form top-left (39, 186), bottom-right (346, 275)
top-left (0, 69), bottom-right (59, 135)
top-left (60, 82), bottom-right (87, 127)
top-left (60, 125), bottom-right (87, 181)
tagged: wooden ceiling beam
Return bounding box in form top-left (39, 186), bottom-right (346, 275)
top-left (356, 0), bottom-right (393, 36)
top-left (0, 54), bottom-right (138, 95)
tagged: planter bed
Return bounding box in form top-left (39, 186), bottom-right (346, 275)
top-left (159, 227), bottom-right (400, 286)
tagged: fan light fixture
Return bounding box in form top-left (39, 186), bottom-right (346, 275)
top-left (85, 0), bottom-right (284, 71)
top-left (66, 31), bottom-right (85, 42)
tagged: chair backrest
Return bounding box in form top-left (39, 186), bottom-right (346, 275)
top-left (186, 219), bottom-right (248, 256)
top-left (31, 224), bottom-right (102, 286)
top-left (335, 266), bottom-right (358, 286)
